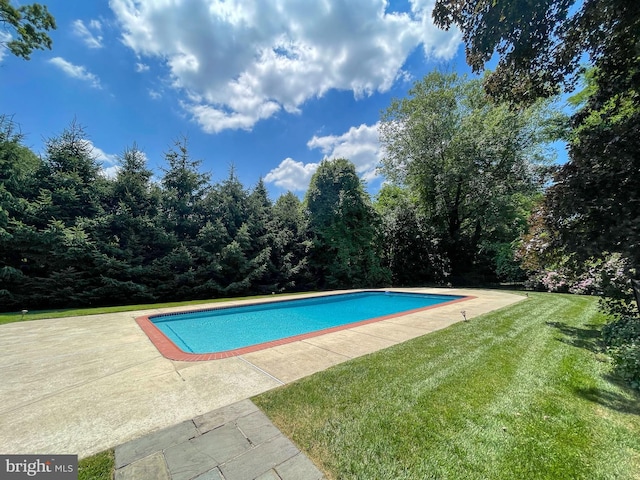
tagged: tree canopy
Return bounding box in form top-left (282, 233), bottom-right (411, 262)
top-left (379, 71), bottom-right (557, 280)
top-left (305, 158), bottom-right (388, 289)
top-left (0, 119), bottom-right (393, 310)
top-left (433, 0), bottom-right (640, 293)
top-left (1, 0), bottom-right (56, 60)
top-left (433, 0), bottom-right (640, 106)
top-left (544, 73), bottom-right (640, 267)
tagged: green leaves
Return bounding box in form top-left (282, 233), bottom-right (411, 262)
top-left (544, 65), bottom-right (640, 269)
top-left (380, 71), bottom-right (555, 279)
top-left (1, 0), bottom-right (56, 60)
top-left (305, 159), bottom-right (388, 288)
top-left (433, 0), bottom-right (581, 104)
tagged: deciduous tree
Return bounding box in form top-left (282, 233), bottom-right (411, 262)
top-left (375, 185), bottom-right (449, 286)
top-left (433, 0), bottom-right (640, 106)
top-left (379, 72), bottom-right (556, 280)
top-left (433, 0), bottom-right (640, 276)
top-left (1, 0), bottom-right (56, 59)
top-left (545, 79), bottom-right (640, 267)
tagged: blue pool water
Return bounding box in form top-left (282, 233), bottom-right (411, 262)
top-left (151, 291), bottom-right (464, 354)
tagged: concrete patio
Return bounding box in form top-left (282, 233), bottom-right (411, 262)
top-left (0, 288), bottom-right (524, 468)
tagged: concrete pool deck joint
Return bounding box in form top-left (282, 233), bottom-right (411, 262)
top-left (135, 291), bottom-right (475, 361)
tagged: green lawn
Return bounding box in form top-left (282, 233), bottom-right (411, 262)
top-left (254, 293), bottom-right (640, 480)
top-left (0, 292), bottom-right (309, 325)
top-left (14, 291), bottom-right (640, 479)
top-left (78, 450), bottom-right (113, 480)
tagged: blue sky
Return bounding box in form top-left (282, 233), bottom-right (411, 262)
top-left (2, 0), bottom-right (518, 199)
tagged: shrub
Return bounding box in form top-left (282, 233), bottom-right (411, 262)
top-left (608, 343), bottom-right (640, 390)
top-left (596, 253), bottom-right (638, 318)
top-left (602, 316), bottom-right (640, 347)
top-left (540, 269), bottom-right (570, 292)
top-left (494, 242), bottom-right (527, 283)
top-left (526, 253), bottom-right (637, 316)
top-left (602, 316), bottom-right (640, 389)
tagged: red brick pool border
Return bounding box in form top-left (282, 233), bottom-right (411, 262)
top-left (135, 294), bottom-right (475, 361)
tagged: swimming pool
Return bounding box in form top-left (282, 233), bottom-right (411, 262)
top-left (136, 290), bottom-right (470, 360)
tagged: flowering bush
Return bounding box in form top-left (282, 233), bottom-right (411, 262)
top-left (568, 276), bottom-right (597, 295)
top-left (568, 257), bottom-right (602, 295)
top-left (597, 253), bottom-right (637, 318)
top-left (529, 252), bottom-right (639, 390)
top-left (540, 270), bottom-right (570, 293)
top-left (529, 253), bottom-right (636, 307)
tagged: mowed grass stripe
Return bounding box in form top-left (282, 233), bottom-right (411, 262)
top-left (254, 293), bottom-right (640, 480)
top-left (373, 296), bottom-right (582, 479)
top-left (481, 296), bottom-right (609, 479)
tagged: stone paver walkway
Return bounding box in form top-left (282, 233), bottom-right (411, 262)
top-left (114, 399), bottom-right (324, 480)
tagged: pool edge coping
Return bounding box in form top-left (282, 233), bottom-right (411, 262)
top-left (135, 292), bottom-right (476, 361)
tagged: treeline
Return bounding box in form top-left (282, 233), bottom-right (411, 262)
top-left (0, 73), bottom-right (560, 311)
top-left (0, 118), bottom-right (390, 311)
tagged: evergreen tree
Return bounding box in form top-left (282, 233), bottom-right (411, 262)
top-left (202, 172), bottom-right (276, 295)
top-left (160, 136), bottom-right (210, 241)
top-left (0, 116), bottom-right (43, 309)
top-left (101, 143), bottom-right (170, 264)
top-left (305, 159), bottom-right (388, 289)
top-left (1, 121), bottom-right (112, 308)
top-left (245, 179), bottom-right (277, 292)
top-left (207, 167), bottom-right (248, 239)
top-left (0, 115), bottom-right (41, 231)
top-left (201, 168), bottom-right (250, 293)
top-left (86, 144), bottom-right (167, 304)
top-left (272, 191), bottom-right (312, 291)
top-left (109, 143), bottom-right (158, 216)
top-left (37, 120), bottom-right (107, 226)
top-left (191, 218), bottom-right (228, 297)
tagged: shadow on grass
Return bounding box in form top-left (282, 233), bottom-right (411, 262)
top-left (546, 321), bottom-right (602, 353)
top-left (548, 320), bottom-right (640, 415)
top-left (574, 385), bottom-right (640, 416)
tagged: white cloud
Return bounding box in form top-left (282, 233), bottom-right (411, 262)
top-left (307, 123), bottom-right (382, 182)
top-left (264, 158), bottom-right (319, 192)
top-left (101, 165), bottom-right (120, 178)
top-left (49, 57), bottom-right (102, 89)
top-left (185, 101), bottom-right (280, 134)
top-left (87, 140), bottom-right (120, 178)
top-left (411, 0), bottom-right (462, 59)
top-left (109, 0), bottom-right (461, 133)
top-left (148, 88), bottom-right (161, 99)
top-left (265, 122), bottom-right (382, 191)
top-left (72, 19), bottom-right (103, 49)
top-left (135, 62), bottom-right (149, 72)
top-left (90, 143), bottom-right (118, 165)
top-left (0, 31), bottom-right (12, 62)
